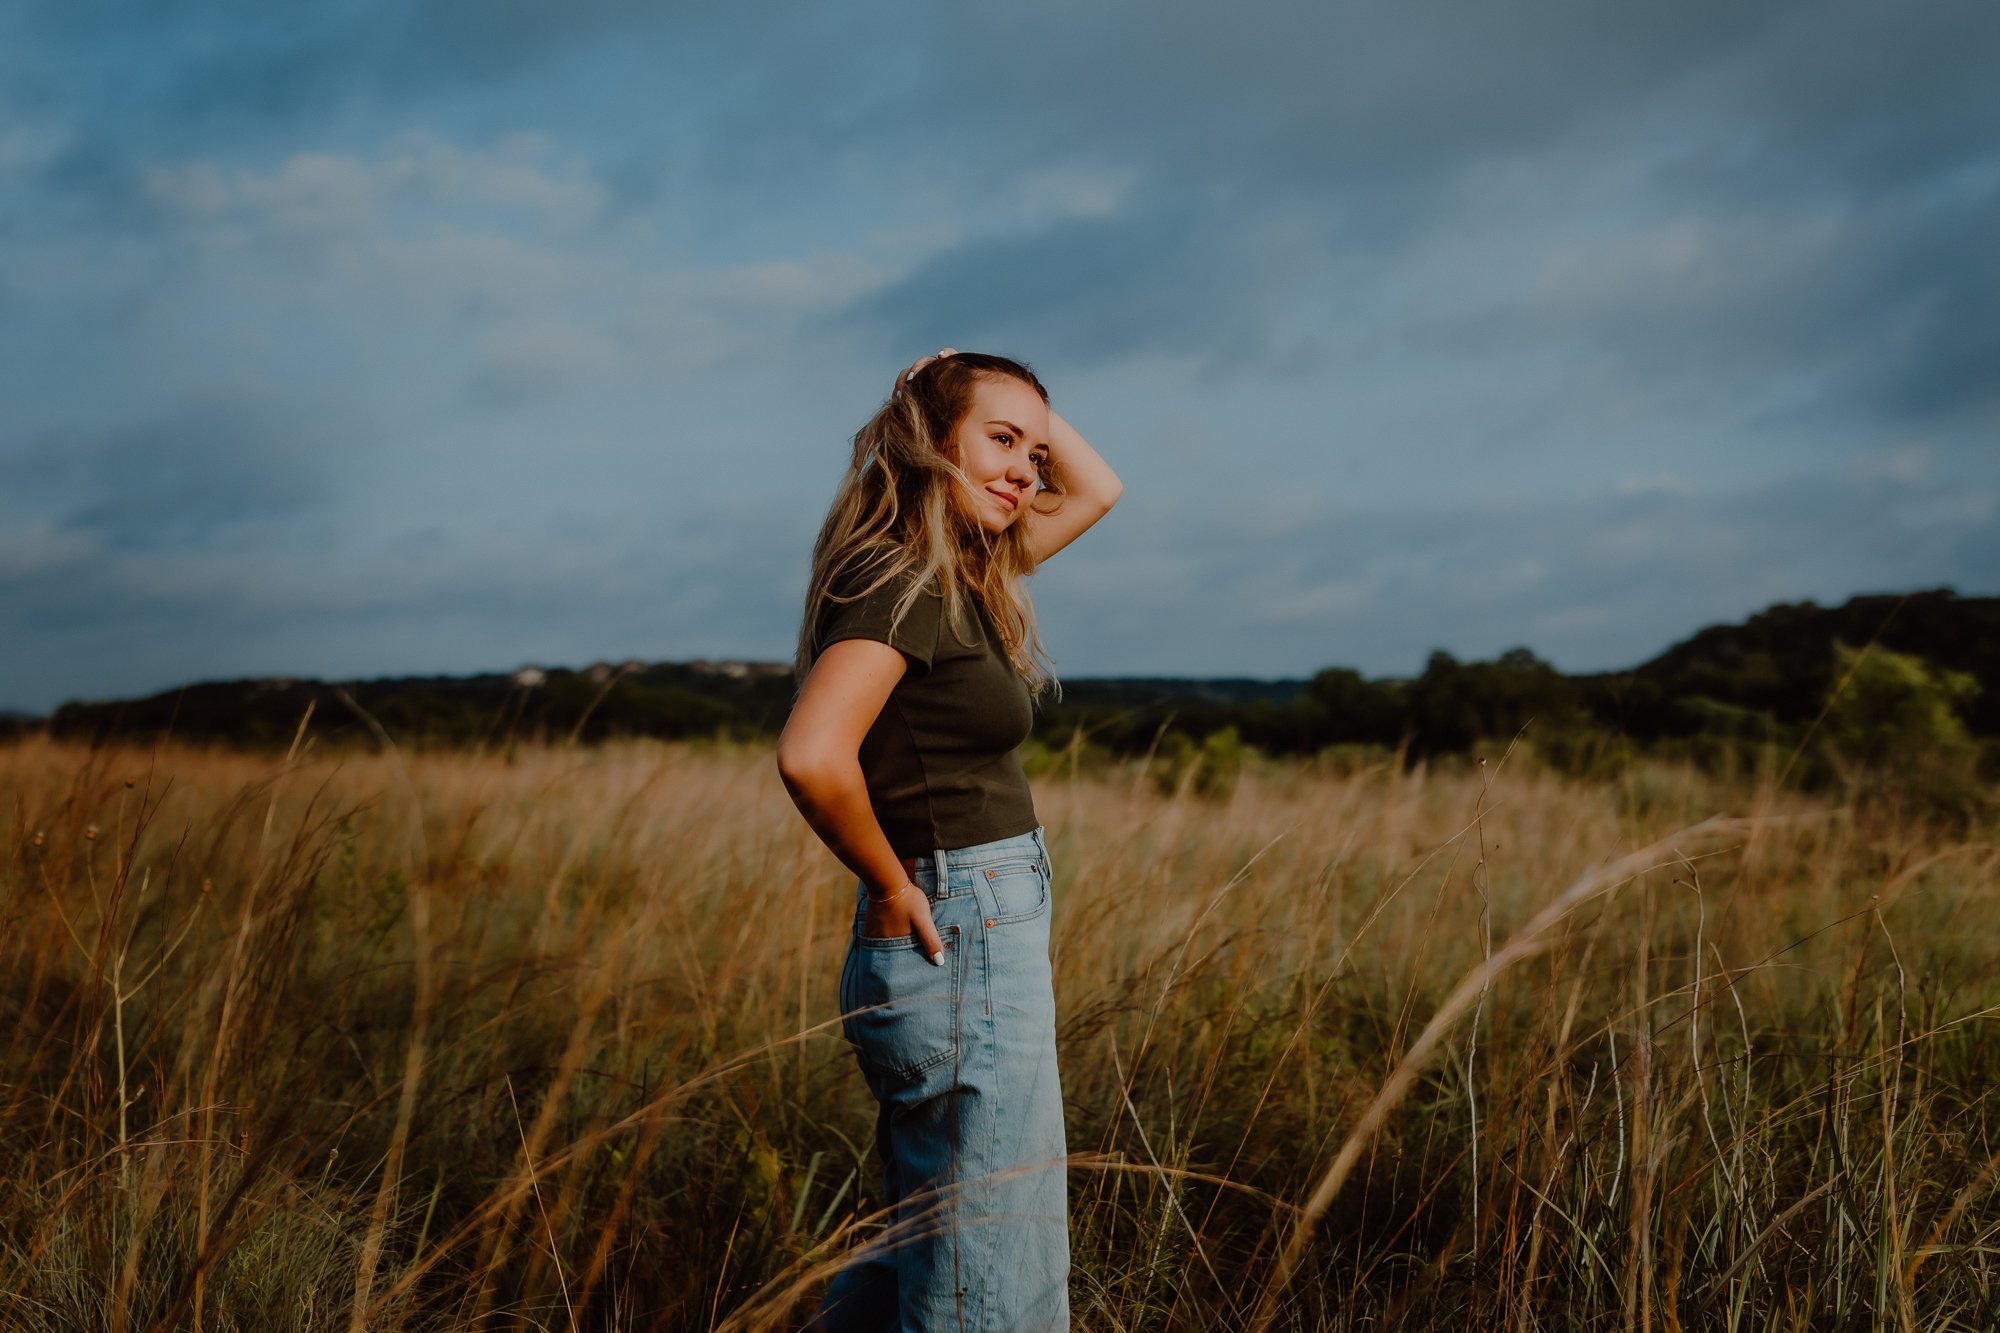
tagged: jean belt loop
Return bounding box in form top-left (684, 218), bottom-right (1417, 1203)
top-left (934, 845), bottom-right (947, 898)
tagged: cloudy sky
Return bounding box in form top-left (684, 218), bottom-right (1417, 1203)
top-left (3, 1), bottom-right (1996, 713)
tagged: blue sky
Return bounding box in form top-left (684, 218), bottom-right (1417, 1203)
top-left (3, 1), bottom-right (1996, 713)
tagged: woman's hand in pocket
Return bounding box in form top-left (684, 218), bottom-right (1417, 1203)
top-left (862, 884), bottom-right (948, 966)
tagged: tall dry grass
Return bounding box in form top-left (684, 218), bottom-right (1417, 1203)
top-left (2, 729), bottom-right (1996, 1330)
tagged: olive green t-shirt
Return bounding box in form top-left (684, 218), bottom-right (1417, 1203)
top-left (813, 556), bottom-right (1040, 858)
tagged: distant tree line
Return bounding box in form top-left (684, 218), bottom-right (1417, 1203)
top-left (1036, 590), bottom-right (1994, 750)
top-left (26, 590), bottom-right (1997, 800)
top-left (36, 664), bottom-right (798, 753)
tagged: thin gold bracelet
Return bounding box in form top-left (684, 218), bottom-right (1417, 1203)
top-left (865, 882), bottom-right (919, 905)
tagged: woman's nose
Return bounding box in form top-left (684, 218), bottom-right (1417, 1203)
top-left (1005, 455), bottom-right (1037, 486)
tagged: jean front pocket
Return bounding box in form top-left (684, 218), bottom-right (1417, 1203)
top-left (982, 855), bottom-right (1050, 925)
top-left (840, 924), bottom-right (962, 1087)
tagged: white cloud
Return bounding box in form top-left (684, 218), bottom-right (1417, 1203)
top-left (1006, 161), bottom-right (1142, 225)
top-left (691, 254), bottom-right (884, 309)
top-left (1614, 473), bottom-right (1699, 497)
top-left (0, 520), bottom-right (97, 579)
top-left (113, 131), bottom-right (923, 403)
top-left (145, 132), bottom-right (606, 234)
top-left (380, 131), bottom-right (607, 229)
top-left (1858, 441), bottom-right (1933, 484)
top-left (1249, 577), bottom-right (1378, 625)
top-left (478, 317), bottom-right (626, 385)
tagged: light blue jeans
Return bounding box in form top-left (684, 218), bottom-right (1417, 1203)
top-left (812, 825), bottom-right (1070, 1331)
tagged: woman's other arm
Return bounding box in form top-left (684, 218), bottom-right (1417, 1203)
top-left (1024, 407), bottom-right (1123, 564)
top-left (775, 639), bottom-right (947, 962)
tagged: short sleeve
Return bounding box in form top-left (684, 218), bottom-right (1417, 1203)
top-left (815, 558), bottom-right (942, 671)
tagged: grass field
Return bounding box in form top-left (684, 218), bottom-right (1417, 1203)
top-left (3, 729), bottom-right (1997, 1330)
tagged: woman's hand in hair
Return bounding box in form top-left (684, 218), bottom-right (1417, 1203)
top-left (895, 346), bottom-right (957, 396)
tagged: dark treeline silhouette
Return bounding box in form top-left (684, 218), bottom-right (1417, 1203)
top-left (26, 589), bottom-right (1998, 789)
top-left (1046, 589), bottom-right (1995, 746)
top-left (34, 663), bottom-right (798, 752)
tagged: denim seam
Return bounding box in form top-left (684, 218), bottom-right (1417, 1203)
top-left (853, 930), bottom-right (947, 951)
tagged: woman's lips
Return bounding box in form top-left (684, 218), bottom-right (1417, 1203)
top-left (987, 488), bottom-right (1019, 511)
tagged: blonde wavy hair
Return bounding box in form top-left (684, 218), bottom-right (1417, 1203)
top-left (794, 352), bottom-right (1063, 699)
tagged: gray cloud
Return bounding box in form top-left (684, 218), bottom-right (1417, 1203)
top-left (12, 0), bottom-right (673, 117)
top-left (4, 398), bottom-right (327, 552)
top-left (11, 436), bottom-right (1989, 715)
top-left (1859, 186), bottom-right (2000, 420)
top-left (798, 0), bottom-right (2000, 409)
top-left (3, 0), bottom-right (1997, 715)
top-left (826, 199), bottom-right (1304, 374)
top-left (0, 457), bottom-right (820, 710)
top-left (17, 1), bottom-right (1998, 399)
top-left (1029, 461), bottom-right (2000, 680)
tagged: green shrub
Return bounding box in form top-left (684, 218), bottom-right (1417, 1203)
top-left (1148, 725), bottom-right (1252, 799)
top-left (1019, 729), bottom-right (1120, 780)
top-left (1814, 641), bottom-right (1986, 815)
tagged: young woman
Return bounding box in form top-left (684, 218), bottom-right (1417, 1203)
top-left (778, 348), bottom-right (1121, 1330)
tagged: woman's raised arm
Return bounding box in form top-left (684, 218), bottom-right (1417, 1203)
top-left (1024, 407), bottom-right (1123, 564)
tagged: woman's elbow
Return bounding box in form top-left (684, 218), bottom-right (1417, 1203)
top-left (776, 740), bottom-right (848, 797)
top-left (774, 740), bottom-right (813, 789)
top-left (1082, 472), bottom-right (1123, 515)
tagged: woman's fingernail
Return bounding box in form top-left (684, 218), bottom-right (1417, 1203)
top-left (930, 950), bottom-right (945, 967)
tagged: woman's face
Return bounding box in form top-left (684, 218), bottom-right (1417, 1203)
top-left (945, 374), bottom-right (1050, 535)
